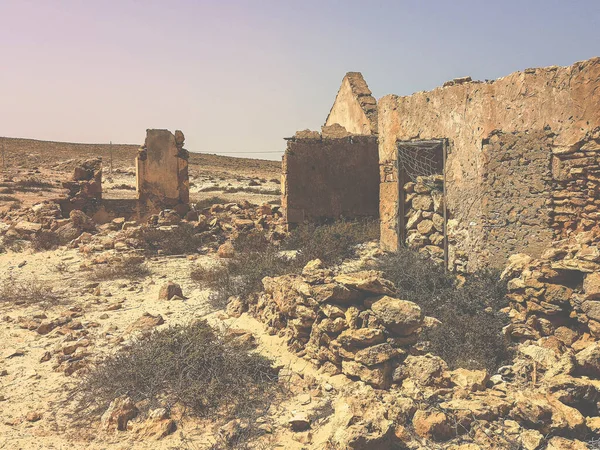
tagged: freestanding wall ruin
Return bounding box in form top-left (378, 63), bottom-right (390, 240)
top-left (282, 72), bottom-right (380, 226)
top-left (378, 57), bottom-right (600, 271)
top-left (136, 129), bottom-right (189, 210)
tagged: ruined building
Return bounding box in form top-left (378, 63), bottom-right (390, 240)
top-left (379, 57), bottom-right (600, 271)
top-left (285, 57), bottom-right (600, 271)
top-left (282, 73), bottom-right (379, 225)
top-left (61, 157), bottom-right (102, 215)
top-left (136, 129), bottom-right (189, 211)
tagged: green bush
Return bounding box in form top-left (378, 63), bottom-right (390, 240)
top-left (376, 248), bottom-right (512, 373)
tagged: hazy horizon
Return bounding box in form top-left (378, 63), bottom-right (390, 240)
top-left (1, 0), bottom-right (598, 161)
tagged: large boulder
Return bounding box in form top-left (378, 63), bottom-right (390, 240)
top-left (412, 409), bottom-right (453, 441)
top-left (334, 271), bottom-right (395, 295)
top-left (393, 354), bottom-right (449, 387)
top-left (584, 272), bottom-right (600, 300)
top-left (101, 396), bottom-right (138, 431)
top-left (341, 360), bottom-right (392, 389)
top-left (575, 342), bottom-right (600, 377)
top-left (336, 328), bottom-right (386, 348)
top-left (370, 296), bottom-right (423, 336)
top-left (326, 385), bottom-right (395, 449)
top-left (510, 391), bottom-right (585, 435)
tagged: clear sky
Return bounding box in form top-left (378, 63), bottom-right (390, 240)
top-left (1, 0), bottom-right (598, 160)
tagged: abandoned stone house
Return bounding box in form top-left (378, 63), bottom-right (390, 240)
top-left (283, 57), bottom-right (600, 272)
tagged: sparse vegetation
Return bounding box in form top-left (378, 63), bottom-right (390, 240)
top-left (376, 248), bottom-right (512, 373)
top-left (137, 223), bottom-right (204, 255)
top-left (195, 196), bottom-right (230, 209)
top-left (0, 194), bottom-right (20, 203)
top-left (14, 177), bottom-right (55, 191)
top-left (111, 183), bottom-right (136, 190)
top-left (0, 274), bottom-right (62, 308)
top-left (76, 321), bottom-right (280, 423)
top-left (193, 219), bottom-right (379, 308)
top-left (31, 230), bottom-right (62, 251)
top-left (88, 256), bottom-right (151, 281)
top-left (282, 218), bottom-right (380, 266)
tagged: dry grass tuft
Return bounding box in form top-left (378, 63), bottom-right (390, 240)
top-left (88, 256), bottom-right (151, 281)
top-left (0, 274), bottom-right (62, 308)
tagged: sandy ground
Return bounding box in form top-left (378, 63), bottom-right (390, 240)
top-left (0, 137), bottom-right (351, 449)
top-left (0, 245), bottom-right (351, 449)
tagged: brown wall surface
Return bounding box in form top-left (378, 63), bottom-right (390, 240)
top-left (282, 135), bottom-right (379, 224)
top-left (379, 57), bottom-right (600, 270)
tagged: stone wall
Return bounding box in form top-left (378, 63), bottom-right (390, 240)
top-left (379, 57), bottom-right (600, 271)
top-left (61, 158), bottom-right (102, 215)
top-left (282, 128), bottom-right (379, 225)
top-left (325, 72), bottom-right (377, 135)
top-left (136, 129), bottom-right (189, 210)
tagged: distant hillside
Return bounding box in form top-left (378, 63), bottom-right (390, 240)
top-left (0, 137), bottom-right (281, 179)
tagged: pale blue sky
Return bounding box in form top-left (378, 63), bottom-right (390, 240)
top-left (1, 0), bottom-right (598, 160)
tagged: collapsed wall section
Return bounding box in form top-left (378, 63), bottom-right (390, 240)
top-left (379, 57), bottom-right (600, 271)
top-left (136, 129), bottom-right (189, 210)
top-left (282, 127), bottom-right (379, 225)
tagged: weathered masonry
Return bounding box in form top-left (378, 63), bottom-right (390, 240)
top-left (136, 129), bottom-right (189, 210)
top-left (379, 57), bottom-right (600, 271)
top-left (282, 73), bottom-right (379, 225)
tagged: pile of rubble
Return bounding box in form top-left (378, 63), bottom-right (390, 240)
top-left (241, 247), bottom-right (600, 448)
top-left (1, 198), bottom-right (286, 256)
top-left (247, 259), bottom-right (434, 389)
top-left (404, 175), bottom-right (446, 265)
top-left (75, 200), bottom-right (286, 255)
top-left (502, 228), bottom-right (600, 345)
top-left (62, 158), bottom-right (102, 211)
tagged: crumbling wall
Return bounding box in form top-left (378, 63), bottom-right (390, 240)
top-left (551, 132), bottom-right (600, 237)
top-left (379, 57), bottom-right (600, 270)
top-left (282, 127), bottom-right (379, 225)
top-left (61, 158), bottom-right (102, 214)
top-left (325, 72), bottom-right (378, 135)
top-left (136, 129), bottom-right (189, 210)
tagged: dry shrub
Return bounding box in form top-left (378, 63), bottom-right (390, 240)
top-left (193, 219), bottom-right (379, 309)
top-left (88, 256), bottom-right (151, 281)
top-left (195, 196), bottom-right (230, 210)
top-left (376, 248), bottom-right (512, 373)
top-left (0, 234), bottom-right (26, 253)
top-left (137, 222), bottom-right (205, 255)
top-left (0, 274), bottom-right (62, 308)
top-left (14, 177), bottom-right (54, 191)
top-left (76, 321), bottom-right (280, 423)
top-left (0, 194), bottom-right (19, 203)
top-left (31, 230), bottom-right (62, 251)
top-left (283, 218), bottom-right (380, 266)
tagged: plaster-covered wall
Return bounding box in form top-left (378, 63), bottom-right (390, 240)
top-left (379, 57), bottom-right (600, 270)
top-left (325, 72), bottom-right (378, 135)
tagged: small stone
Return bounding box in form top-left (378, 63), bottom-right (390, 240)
top-left (25, 411), bottom-right (42, 422)
top-left (289, 413), bottom-right (310, 431)
top-left (158, 282), bottom-right (183, 301)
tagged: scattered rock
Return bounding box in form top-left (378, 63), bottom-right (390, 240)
top-left (158, 282), bottom-right (183, 301)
